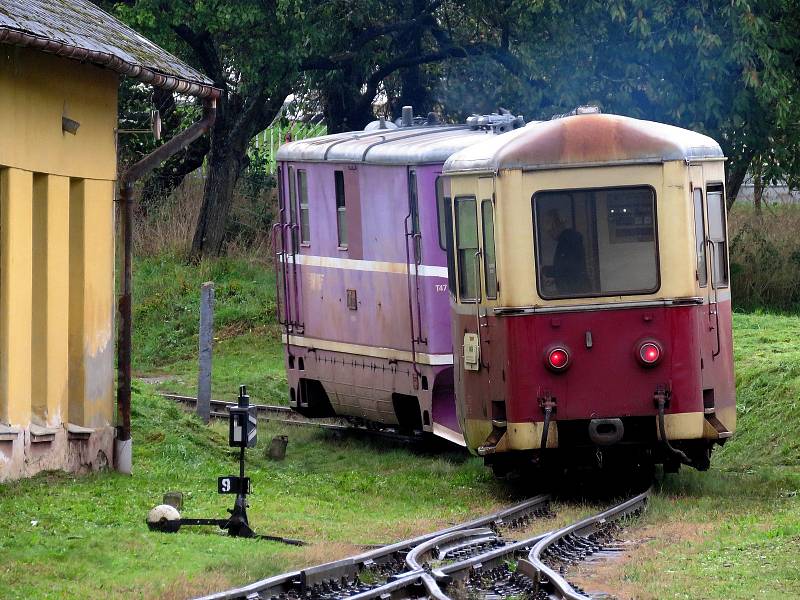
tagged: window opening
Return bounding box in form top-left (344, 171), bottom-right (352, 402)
top-left (435, 176), bottom-right (449, 251)
top-left (444, 196), bottom-right (456, 295)
top-left (481, 199), bottom-right (498, 299)
top-left (334, 170), bottom-right (347, 248)
top-left (693, 188), bottom-right (708, 287)
top-left (533, 186), bottom-right (659, 299)
top-left (707, 184), bottom-right (728, 288)
top-left (456, 196), bottom-right (480, 301)
top-left (298, 169), bottom-right (310, 244)
top-left (408, 170), bottom-right (421, 262)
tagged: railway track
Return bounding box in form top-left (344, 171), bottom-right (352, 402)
top-left (161, 393), bottom-right (425, 444)
top-left (195, 495), bottom-right (553, 600)
top-left (195, 490), bottom-right (650, 600)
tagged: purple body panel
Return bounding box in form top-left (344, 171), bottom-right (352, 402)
top-left (277, 160), bottom-right (458, 435)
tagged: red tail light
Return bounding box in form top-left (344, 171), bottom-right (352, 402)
top-left (546, 347), bottom-right (570, 371)
top-left (638, 341), bottom-right (662, 366)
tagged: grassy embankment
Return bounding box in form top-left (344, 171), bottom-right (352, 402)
top-left (0, 253), bottom-right (799, 598)
top-left (131, 253), bottom-right (285, 402)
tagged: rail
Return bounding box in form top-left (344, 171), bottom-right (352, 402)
top-left (162, 393), bottom-right (430, 444)
top-left (523, 488), bottom-right (651, 599)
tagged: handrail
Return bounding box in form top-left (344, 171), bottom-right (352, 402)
top-left (404, 213), bottom-right (422, 382)
top-left (271, 222), bottom-right (285, 328)
top-left (290, 222), bottom-right (304, 333)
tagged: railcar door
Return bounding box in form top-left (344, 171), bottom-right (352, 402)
top-left (691, 167), bottom-right (731, 406)
top-left (406, 168), bottom-right (426, 351)
top-left (274, 164), bottom-right (291, 332)
top-left (690, 169), bottom-right (714, 393)
top-left (279, 164), bottom-right (305, 335)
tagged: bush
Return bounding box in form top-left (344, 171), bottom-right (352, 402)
top-left (729, 204), bottom-right (800, 311)
top-left (133, 170), bottom-right (278, 258)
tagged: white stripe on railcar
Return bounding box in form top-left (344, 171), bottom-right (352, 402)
top-left (280, 254), bottom-right (448, 278)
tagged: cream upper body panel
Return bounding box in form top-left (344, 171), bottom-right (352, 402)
top-left (449, 159), bottom-right (728, 310)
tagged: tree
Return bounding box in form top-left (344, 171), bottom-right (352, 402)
top-left (112, 0), bottom-right (302, 257)
top-left (112, 0), bottom-right (799, 256)
top-left (297, 0), bottom-right (550, 132)
top-left (431, 0), bottom-right (800, 207)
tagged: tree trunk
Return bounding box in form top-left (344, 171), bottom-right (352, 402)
top-left (725, 148), bottom-right (756, 211)
top-left (190, 140), bottom-right (245, 257)
top-left (753, 171), bottom-right (763, 216)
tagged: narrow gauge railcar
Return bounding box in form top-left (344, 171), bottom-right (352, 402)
top-left (440, 111), bottom-right (735, 474)
top-left (274, 113), bottom-right (522, 443)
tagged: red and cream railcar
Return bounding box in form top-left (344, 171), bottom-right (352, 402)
top-left (440, 112), bottom-right (735, 473)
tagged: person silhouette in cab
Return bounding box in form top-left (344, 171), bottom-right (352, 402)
top-left (544, 210), bottom-right (591, 295)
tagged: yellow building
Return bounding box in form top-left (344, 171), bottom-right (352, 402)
top-left (0, 0), bottom-right (218, 480)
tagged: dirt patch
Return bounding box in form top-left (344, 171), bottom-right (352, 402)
top-left (143, 572), bottom-right (233, 600)
top-left (283, 540), bottom-right (368, 568)
top-left (566, 521), bottom-right (715, 599)
top-left (216, 322), bottom-right (272, 340)
top-left (136, 375), bottom-right (175, 385)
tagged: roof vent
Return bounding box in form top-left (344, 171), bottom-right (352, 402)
top-left (402, 105), bottom-right (414, 127)
top-left (466, 108), bottom-right (524, 133)
top-left (393, 107), bottom-right (443, 128)
top-left (550, 105), bottom-right (601, 120)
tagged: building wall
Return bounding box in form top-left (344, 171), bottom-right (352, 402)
top-left (0, 46), bottom-right (117, 480)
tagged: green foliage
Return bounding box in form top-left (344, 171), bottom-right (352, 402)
top-left (438, 0), bottom-right (800, 198)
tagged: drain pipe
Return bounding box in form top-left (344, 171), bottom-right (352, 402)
top-left (115, 98), bottom-right (217, 474)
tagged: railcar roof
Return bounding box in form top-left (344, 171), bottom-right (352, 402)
top-left (443, 113), bottom-right (724, 174)
top-left (277, 125), bottom-right (497, 166)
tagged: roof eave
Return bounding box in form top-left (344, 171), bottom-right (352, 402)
top-left (0, 27), bottom-right (222, 99)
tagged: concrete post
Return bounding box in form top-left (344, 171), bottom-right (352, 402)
top-left (197, 282), bottom-right (214, 424)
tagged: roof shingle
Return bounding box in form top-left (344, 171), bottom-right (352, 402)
top-left (0, 0), bottom-right (220, 98)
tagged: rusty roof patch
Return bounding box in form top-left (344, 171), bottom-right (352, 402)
top-left (0, 0), bottom-right (220, 98)
top-left (444, 114), bottom-right (724, 173)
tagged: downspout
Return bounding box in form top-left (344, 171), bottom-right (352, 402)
top-left (115, 98), bottom-right (217, 474)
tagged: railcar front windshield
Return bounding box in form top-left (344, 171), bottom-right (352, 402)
top-left (533, 186), bottom-right (659, 299)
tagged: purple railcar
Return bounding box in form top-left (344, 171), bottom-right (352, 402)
top-left (274, 116), bottom-right (517, 444)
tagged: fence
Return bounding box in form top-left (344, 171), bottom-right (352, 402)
top-left (252, 121), bottom-right (327, 173)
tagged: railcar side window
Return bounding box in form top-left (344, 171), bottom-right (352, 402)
top-left (288, 165), bottom-right (298, 251)
top-left (481, 199), bottom-right (498, 299)
top-left (408, 170), bottom-right (422, 262)
top-left (436, 177), bottom-right (450, 251)
top-left (456, 196), bottom-right (480, 302)
top-left (298, 169), bottom-right (310, 244)
top-left (693, 188), bottom-right (708, 287)
top-left (533, 186), bottom-right (659, 299)
top-left (707, 184), bottom-right (728, 288)
top-left (334, 170), bottom-right (347, 248)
